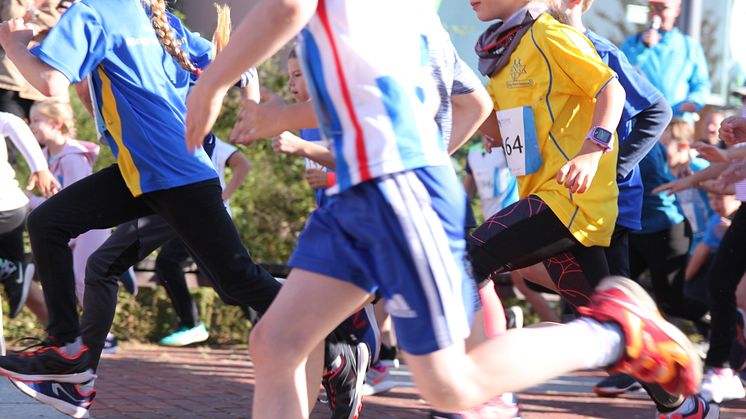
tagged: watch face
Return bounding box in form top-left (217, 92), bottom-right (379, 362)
top-left (593, 128), bottom-right (613, 144)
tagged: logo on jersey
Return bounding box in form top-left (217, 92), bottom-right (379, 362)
top-left (385, 294), bottom-right (417, 318)
top-left (506, 58), bottom-right (534, 89)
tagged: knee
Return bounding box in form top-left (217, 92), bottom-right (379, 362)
top-left (249, 319), bottom-right (294, 364)
top-left (27, 206), bottom-right (56, 237)
top-left (419, 384), bottom-right (479, 412)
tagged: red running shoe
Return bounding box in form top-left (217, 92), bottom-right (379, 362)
top-left (579, 276), bottom-right (702, 396)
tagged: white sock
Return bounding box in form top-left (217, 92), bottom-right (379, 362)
top-left (667, 395), bottom-right (695, 414)
top-left (62, 337), bottom-right (83, 357)
top-left (566, 318), bottom-right (624, 370)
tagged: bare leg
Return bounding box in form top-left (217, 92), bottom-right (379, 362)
top-left (250, 270), bottom-right (372, 419)
top-left (510, 270), bottom-right (559, 323)
top-left (25, 283), bottom-right (48, 325)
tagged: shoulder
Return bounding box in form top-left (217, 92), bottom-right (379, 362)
top-left (533, 14), bottom-right (597, 56)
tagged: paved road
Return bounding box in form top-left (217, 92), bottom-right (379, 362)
top-left (2, 344), bottom-right (746, 418)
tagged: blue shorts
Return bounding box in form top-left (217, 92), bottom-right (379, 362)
top-left (290, 166), bottom-right (476, 355)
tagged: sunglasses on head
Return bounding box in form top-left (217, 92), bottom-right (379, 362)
top-left (648, 3), bottom-right (671, 12)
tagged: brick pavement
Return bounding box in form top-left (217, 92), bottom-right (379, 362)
top-left (85, 343), bottom-right (746, 418)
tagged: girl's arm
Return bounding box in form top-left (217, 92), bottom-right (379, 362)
top-left (272, 131), bottom-right (335, 169)
top-left (231, 99), bottom-right (317, 145)
top-left (617, 97), bottom-right (672, 178)
top-left (222, 151), bottom-right (251, 201)
top-left (0, 112), bottom-right (59, 196)
top-left (448, 88), bottom-right (493, 155)
top-left (557, 78), bottom-right (625, 194)
top-left (0, 19), bottom-right (69, 97)
top-left (684, 243), bottom-right (711, 282)
top-left (186, 0), bottom-right (318, 149)
top-left (652, 162), bottom-right (729, 195)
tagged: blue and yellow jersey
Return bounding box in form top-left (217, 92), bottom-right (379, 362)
top-left (31, 0), bottom-right (216, 196)
top-left (486, 13), bottom-right (619, 247)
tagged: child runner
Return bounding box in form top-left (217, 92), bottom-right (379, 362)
top-left (0, 1), bottom-right (287, 416)
top-left (185, 0), bottom-right (703, 417)
top-left (0, 111), bottom-right (58, 319)
top-left (26, 99), bottom-right (109, 306)
top-left (156, 136), bottom-right (252, 347)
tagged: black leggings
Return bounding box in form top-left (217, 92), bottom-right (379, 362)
top-left (0, 206), bottom-right (27, 262)
top-left (468, 195), bottom-right (608, 309)
top-left (705, 204), bottom-right (746, 367)
top-left (28, 164), bottom-right (281, 343)
top-left (629, 220), bottom-right (708, 322)
top-left (155, 238), bottom-right (200, 329)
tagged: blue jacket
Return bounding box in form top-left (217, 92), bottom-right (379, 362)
top-left (621, 28), bottom-right (710, 118)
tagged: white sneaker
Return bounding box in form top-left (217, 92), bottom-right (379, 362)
top-left (699, 368), bottom-right (746, 403)
top-left (361, 361), bottom-right (396, 396)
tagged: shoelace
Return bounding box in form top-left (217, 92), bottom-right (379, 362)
top-left (10, 336), bottom-right (56, 355)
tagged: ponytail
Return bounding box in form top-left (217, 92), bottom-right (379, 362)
top-left (148, 0), bottom-right (200, 74)
top-left (212, 3), bottom-right (232, 55)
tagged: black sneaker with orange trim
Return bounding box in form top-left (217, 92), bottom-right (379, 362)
top-left (0, 337), bottom-right (95, 384)
top-left (322, 334), bottom-right (370, 419)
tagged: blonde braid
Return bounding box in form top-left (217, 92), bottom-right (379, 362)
top-left (149, 0), bottom-right (200, 74)
top-left (212, 3), bottom-right (232, 55)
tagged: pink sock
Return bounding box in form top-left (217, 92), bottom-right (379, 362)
top-left (479, 284), bottom-right (506, 338)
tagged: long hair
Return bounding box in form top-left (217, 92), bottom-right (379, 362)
top-left (212, 3), bottom-right (232, 55)
top-left (148, 0), bottom-right (200, 74)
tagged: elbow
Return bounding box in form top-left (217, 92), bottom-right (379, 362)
top-left (280, 0), bottom-right (316, 24)
top-left (41, 71), bottom-right (71, 98)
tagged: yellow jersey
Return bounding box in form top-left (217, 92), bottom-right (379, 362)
top-left (486, 13), bottom-right (619, 247)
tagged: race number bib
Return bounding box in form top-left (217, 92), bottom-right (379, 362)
top-left (495, 106), bottom-right (542, 176)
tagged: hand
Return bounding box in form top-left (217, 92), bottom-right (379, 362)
top-left (720, 161), bottom-right (746, 184)
top-left (719, 116), bottom-right (746, 146)
top-left (652, 176), bottom-right (695, 195)
top-left (555, 141), bottom-right (603, 194)
top-left (482, 135), bottom-right (500, 153)
top-left (304, 168), bottom-right (328, 189)
top-left (272, 132), bottom-right (304, 155)
top-left (0, 18), bottom-right (35, 50)
top-left (27, 169), bottom-right (60, 198)
top-left (678, 101), bottom-right (697, 113)
top-left (693, 143), bottom-right (729, 163)
top-left (230, 92), bottom-right (287, 145)
top-left (185, 77), bottom-right (227, 152)
top-left (642, 29), bottom-right (661, 48)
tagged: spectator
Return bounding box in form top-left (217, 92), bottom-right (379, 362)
top-left (620, 0), bottom-right (710, 120)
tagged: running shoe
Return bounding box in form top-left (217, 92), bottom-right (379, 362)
top-left (657, 395), bottom-right (719, 419)
top-left (592, 373), bottom-right (641, 397)
top-left (361, 360), bottom-right (396, 396)
top-left (730, 308), bottom-right (746, 371)
top-left (322, 339), bottom-right (369, 419)
top-left (578, 276), bottom-right (702, 396)
top-left (379, 343), bottom-right (400, 368)
top-left (101, 333), bottom-right (118, 355)
top-left (506, 306), bottom-right (524, 330)
top-left (158, 323), bottom-right (209, 347)
top-left (699, 367), bottom-right (745, 403)
top-left (0, 337), bottom-right (95, 383)
top-left (0, 261), bottom-right (34, 319)
top-left (430, 393), bottom-right (521, 419)
top-left (10, 378), bottom-right (95, 418)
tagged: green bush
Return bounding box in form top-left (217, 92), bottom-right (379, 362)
top-left (3, 286), bottom-right (252, 345)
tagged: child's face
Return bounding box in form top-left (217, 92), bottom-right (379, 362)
top-left (703, 112), bottom-right (724, 145)
top-left (470, 0), bottom-right (527, 22)
top-left (709, 193), bottom-right (736, 217)
top-left (287, 58), bottom-right (310, 103)
top-left (29, 108), bottom-right (60, 145)
top-left (660, 128), bottom-right (689, 164)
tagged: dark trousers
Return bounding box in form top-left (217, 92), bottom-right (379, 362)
top-left (28, 164), bottom-right (281, 346)
top-left (468, 196), bottom-right (608, 310)
top-left (155, 238), bottom-right (200, 329)
top-left (629, 220), bottom-right (708, 321)
top-left (0, 206), bottom-right (27, 262)
top-left (705, 205), bottom-right (746, 367)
